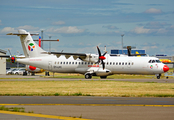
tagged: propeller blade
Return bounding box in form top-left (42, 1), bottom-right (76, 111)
top-left (101, 60), bottom-right (105, 70)
top-left (97, 46), bottom-right (106, 70)
top-left (102, 51), bottom-right (107, 56)
top-left (97, 46), bottom-right (101, 57)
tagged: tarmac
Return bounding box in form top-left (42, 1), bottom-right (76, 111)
top-left (0, 74), bottom-right (174, 120)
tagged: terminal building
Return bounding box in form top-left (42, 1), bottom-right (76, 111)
top-left (111, 49), bottom-right (145, 55)
top-left (0, 49), bottom-right (7, 75)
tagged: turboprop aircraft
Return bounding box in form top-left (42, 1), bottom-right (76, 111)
top-left (5, 29), bottom-right (169, 79)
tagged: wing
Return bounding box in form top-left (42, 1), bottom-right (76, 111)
top-left (50, 52), bottom-right (87, 60)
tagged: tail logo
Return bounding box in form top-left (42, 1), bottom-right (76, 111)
top-left (28, 43), bottom-right (35, 51)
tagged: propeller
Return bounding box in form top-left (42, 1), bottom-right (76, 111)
top-left (96, 46), bottom-right (107, 70)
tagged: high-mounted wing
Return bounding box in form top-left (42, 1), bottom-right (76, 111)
top-left (49, 52), bottom-right (87, 60)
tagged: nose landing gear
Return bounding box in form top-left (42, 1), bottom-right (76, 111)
top-left (156, 74), bottom-right (161, 79)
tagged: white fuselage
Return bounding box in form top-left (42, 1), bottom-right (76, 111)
top-left (17, 54), bottom-right (165, 75)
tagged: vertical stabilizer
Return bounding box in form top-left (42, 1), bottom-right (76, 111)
top-left (7, 29), bottom-right (47, 58)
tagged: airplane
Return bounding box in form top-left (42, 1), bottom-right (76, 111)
top-left (6, 37), bottom-right (45, 75)
top-left (3, 29), bottom-right (169, 79)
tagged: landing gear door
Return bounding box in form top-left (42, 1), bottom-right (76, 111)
top-left (48, 61), bottom-right (52, 71)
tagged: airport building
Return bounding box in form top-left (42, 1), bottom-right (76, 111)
top-left (111, 49), bottom-right (145, 55)
top-left (0, 49), bottom-right (7, 74)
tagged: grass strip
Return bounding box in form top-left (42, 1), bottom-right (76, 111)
top-left (0, 81), bottom-right (174, 97)
top-left (0, 106), bottom-right (25, 112)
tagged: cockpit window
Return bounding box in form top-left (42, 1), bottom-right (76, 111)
top-left (156, 60), bottom-right (161, 63)
top-left (152, 60), bottom-right (155, 63)
top-left (149, 59), bottom-right (161, 63)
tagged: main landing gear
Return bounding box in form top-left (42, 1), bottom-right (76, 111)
top-left (85, 73), bottom-right (92, 79)
top-left (85, 73), bottom-right (107, 79)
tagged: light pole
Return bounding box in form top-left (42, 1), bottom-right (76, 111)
top-left (41, 30), bottom-right (44, 49)
top-left (17, 51), bottom-right (19, 68)
top-left (49, 36), bottom-right (51, 52)
top-left (121, 34), bottom-right (124, 54)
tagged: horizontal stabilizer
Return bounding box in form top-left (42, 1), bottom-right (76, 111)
top-left (0, 55), bottom-right (10, 58)
top-left (7, 33), bottom-right (39, 36)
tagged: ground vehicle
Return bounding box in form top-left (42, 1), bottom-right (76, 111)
top-left (12, 68), bottom-right (26, 75)
top-left (6, 68), bottom-right (17, 74)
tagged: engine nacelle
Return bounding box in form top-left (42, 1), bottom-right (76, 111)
top-left (81, 54), bottom-right (99, 63)
top-left (95, 68), bottom-right (111, 76)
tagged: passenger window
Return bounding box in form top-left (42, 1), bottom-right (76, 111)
top-left (60, 62), bottom-right (62, 64)
top-left (72, 62), bottom-right (74, 64)
top-left (132, 62), bottom-right (134, 65)
top-left (57, 62), bottom-right (59, 64)
top-left (122, 62), bottom-right (124, 65)
top-left (79, 62), bottom-right (80, 65)
top-left (119, 62), bottom-right (121, 65)
top-left (63, 62), bottom-right (65, 64)
top-left (69, 62), bottom-right (71, 64)
top-left (110, 62), bottom-right (112, 65)
top-left (107, 62), bottom-right (108, 65)
top-left (55, 62), bottom-right (56, 64)
top-left (128, 62), bottom-right (130, 65)
top-left (66, 62), bottom-right (68, 64)
top-left (82, 62), bottom-right (83, 65)
top-left (125, 62), bottom-right (127, 65)
top-left (85, 62), bottom-right (87, 65)
top-left (88, 62), bottom-right (90, 65)
top-left (116, 62), bottom-right (118, 65)
top-left (113, 62), bottom-right (115, 65)
top-left (76, 62), bottom-right (77, 64)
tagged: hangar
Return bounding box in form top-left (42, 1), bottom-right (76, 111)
top-left (0, 49), bottom-right (7, 74)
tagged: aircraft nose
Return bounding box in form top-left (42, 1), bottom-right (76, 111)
top-left (163, 65), bottom-right (169, 72)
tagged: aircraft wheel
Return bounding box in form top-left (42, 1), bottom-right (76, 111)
top-left (100, 76), bottom-right (107, 79)
top-left (85, 74), bottom-right (92, 79)
top-left (31, 72), bottom-right (35, 76)
top-left (157, 75), bottom-right (161, 79)
top-left (156, 74), bottom-right (161, 79)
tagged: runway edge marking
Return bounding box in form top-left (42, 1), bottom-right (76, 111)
top-left (0, 110), bottom-right (91, 120)
top-left (0, 104), bottom-right (174, 107)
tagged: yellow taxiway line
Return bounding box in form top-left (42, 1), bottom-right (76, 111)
top-left (0, 110), bottom-right (91, 120)
top-left (0, 104), bottom-right (174, 107)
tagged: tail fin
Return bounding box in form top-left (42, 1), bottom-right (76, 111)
top-left (7, 29), bottom-right (46, 58)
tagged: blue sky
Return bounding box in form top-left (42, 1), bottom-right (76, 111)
top-left (0, 0), bottom-right (174, 56)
